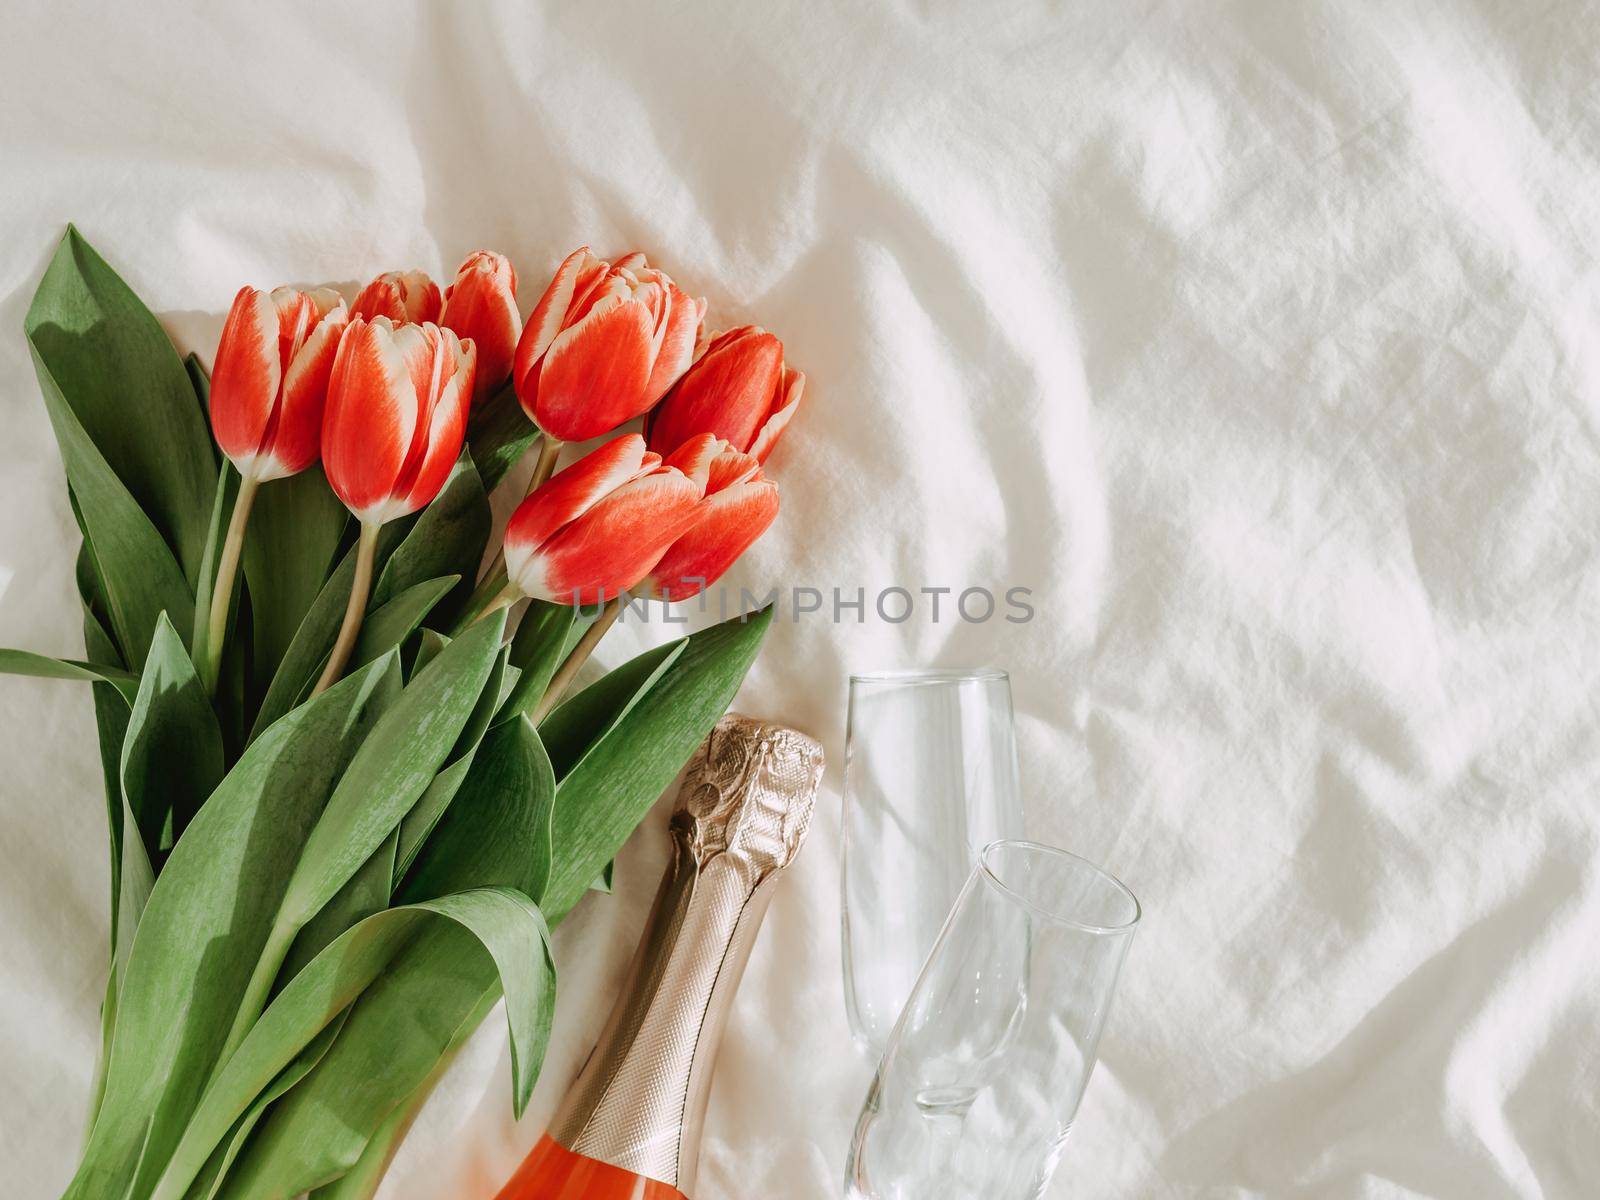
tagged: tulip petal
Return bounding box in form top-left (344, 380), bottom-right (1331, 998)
top-left (504, 434), bottom-right (656, 565)
top-left (210, 287), bottom-right (283, 476)
top-left (259, 303), bottom-right (348, 480)
top-left (705, 445), bottom-right (763, 493)
top-left (661, 433), bottom-right (724, 494)
top-left (442, 252), bottom-right (522, 400)
top-left (641, 280), bottom-right (702, 406)
top-left (322, 318), bottom-right (421, 523)
top-left (353, 271), bottom-right (442, 325)
top-left (395, 335), bottom-right (474, 519)
top-left (648, 478), bottom-right (780, 600)
top-left (516, 247), bottom-right (593, 401)
top-left (749, 368), bottom-right (805, 464)
top-left (646, 326), bottom-right (783, 456)
top-left (522, 469), bottom-right (705, 604)
top-left (533, 298), bottom-right (657, 441)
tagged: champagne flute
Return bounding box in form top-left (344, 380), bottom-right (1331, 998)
top-left (840, 669), bottom-right (1023, 1057)
top-left (845, 839), bottom-right (1140, 1199)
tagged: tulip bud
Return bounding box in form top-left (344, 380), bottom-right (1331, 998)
top-left (209, 285), bottom-right (349, 481)
top-left (322, 317), bottom-right (476, 526)
top-left (202, 284), bottom-right (349, 694)
top-left (440, 250), bottom-right (521, 400)
top-left (352, 270), bottom-right (442, 326)
top-left (645, 326), bottom-right (804, 465)
top-left (310, 317), bottom-right (476, 698)
top-left (644, 435), bottom-right (779, 600)
top-left (512, 247), bottom-right (706, 443)
top-left (503, 433), bottom-right (706, 605)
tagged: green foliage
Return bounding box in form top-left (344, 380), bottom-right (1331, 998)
top-left (464, 382), bottom-right (542, 492)
top-left (219, 610), bottom-right (772, 1198)
top-left (0, 648), bottom-right (138, 701)
top-left (120, 616), bottom-right (224, 861)
top-left (493, 599), bottom-right (577, 726)
top-left (242, 470), bottom-right (349, 688)
top-left (4, 229), bottom-right (775, 1200)
top-left (25, 227), bottom-right (216, 589)
top-left (149, 889), bottom-right (553, 1200)
top-left (64, 657), bottom-right (400, 1200)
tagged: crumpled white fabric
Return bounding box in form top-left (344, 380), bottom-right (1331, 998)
top-left (2, 1), bottom-right (1598, 1197)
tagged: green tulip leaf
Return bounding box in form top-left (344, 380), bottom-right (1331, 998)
top-left (216, 721), bottom-right (555, 1198)
top-left (188, 461), bottom-right (241, 684)
top-left (62, 655), bottom-right (402, 1200)
top-left (391, 753), bottom-right (476, 889)
top-left (273, 611), bottom-right (506, 937)
top-left (491, 600), bottom-right (577, 727)
top-left (243, 470), bottom-right (350, 690)
top-left (149, 888), bottom-right (553, 1200)
top-left (465, 382), bottom-right (542, 492)
top-left (0, 647), bottom-right (139, 702)
top-left (410, 628), bottom-right (450, 676)
top-left (181, 1012), bottom-right (349, 1200)
top-left (400, 718), bottom-right (557, 907)
top-left (537, 636), bottom-right (685, 781)
top-left (373, 451), bottom-right (491, 621)
top-left (277, 828), bottom-right (399, 990)
top-left (120, 615), bottom-right (224, 861)
top-left (76, 590), bottom-right (133, 1133)
top-left (542, 606), bottom-right (771, 919)
top-left (391, 642), bottom-right (515, 887)
top-left (25, 336), bottom-right (195, 670)
top-left (222, 608), bottom-right (771, 1198)
top-left (25, 226), bottom-right (217, 589)
top-left (351, 576), bottom-right (460, 672)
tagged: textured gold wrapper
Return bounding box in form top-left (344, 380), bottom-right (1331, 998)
top-left (550, 714), bottom-right (826, 1194)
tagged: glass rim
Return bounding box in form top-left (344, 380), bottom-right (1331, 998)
top-left (848, 667), bottom-right (1009, 686)
top-left (978, 838), bottom-right (1142, 934)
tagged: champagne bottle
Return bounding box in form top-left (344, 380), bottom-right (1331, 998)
top-left (495, 714), bottom-right (825, 1200)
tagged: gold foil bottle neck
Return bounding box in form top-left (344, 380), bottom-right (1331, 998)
top-left (551, 714), bottom-right (825, 1196)
top-left (675, 715), bottom-right (821, 873)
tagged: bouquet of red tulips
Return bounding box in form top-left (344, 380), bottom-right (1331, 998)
top-left (4, 228), bottom-right (804, 1200)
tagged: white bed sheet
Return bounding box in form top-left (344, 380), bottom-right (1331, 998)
top-left (2, 1), bottom-right (1598, 1196)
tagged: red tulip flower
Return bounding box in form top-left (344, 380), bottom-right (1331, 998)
top-left (313, 316), bottom-right (477, 695)
top-left (644, 435), bottom-right (779, 600)
top-left (502, 433), bottom-right (705, 606)
top-left (210, 285), bottom-right (349, 482)
top-left (440, 250), bottom-right (521, 401)
top-left (645, 326), bottom-right (804, 465)
top-left (352, 270), bottom-right (442, 326)
top-left (323, 318), bottom-right (476, 526)
top-left (512, 248), bottom-right (705, 446)
top-left (201, 285), bottom-right (348, 691)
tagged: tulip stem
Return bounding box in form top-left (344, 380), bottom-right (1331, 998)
top-left (312, 521), bottom-right (381, 697)
top-left (528, 435), bottom-right (563, 494)
top-left (203, 475), bottom-right (260, 696)
top-left (478, 582), bottom-right (522, 623)
top-left (450, 564), bottom-right (512, 635)
top-left (532, 596), bottom-right (624, 723)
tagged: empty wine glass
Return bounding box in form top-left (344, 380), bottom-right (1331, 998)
top-left (840, 669), bottom-right (1023, 1057)
top-left (845, 839), bottom-right (1140, 1200)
